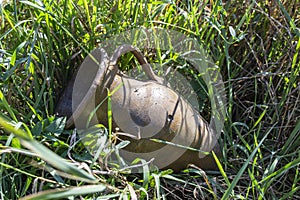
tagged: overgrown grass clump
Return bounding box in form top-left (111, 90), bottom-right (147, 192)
top-left (0, 0), bottom-right (299, 199)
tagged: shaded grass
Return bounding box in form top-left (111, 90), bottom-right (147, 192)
top-left (0, 0), bottom-right (299, 199)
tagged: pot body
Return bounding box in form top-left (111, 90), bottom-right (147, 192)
top-left (108, 74), bottom-right (220, 171)
top-left (55, 47), bottom-right (221, 171)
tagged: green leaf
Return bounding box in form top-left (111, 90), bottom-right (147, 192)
top-left (0, 115), bottom-right (96, 182)
top-left (212, 151), bottom-right (230, 185)
top-left (19, 0), bottom-right (46, 12)
top-left (221, 124), bottom-right (274, 200)
top-left (45, 117), bottom-right (66, 135)
top-left (280, 119), bottom-right (300, 155)
top-left (19, 185), bottom-right (106, 200)
top-left (21, 139), bottom-right (96, 182)
top-left (11, 137), bottom-right (21, 148)
top-left (0, 90), bottom-right (17, 121)
top-left (229, 26), bottom-right (236, 38)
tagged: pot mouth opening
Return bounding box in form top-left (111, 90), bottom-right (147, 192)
top-left (65, 48), bottom-right (110, 128)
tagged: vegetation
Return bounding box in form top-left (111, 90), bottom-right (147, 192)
top-left (0, 0), bottom-right (299, 199)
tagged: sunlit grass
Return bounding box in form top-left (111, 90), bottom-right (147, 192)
top-left (0, 0), bottom-right (299, 199)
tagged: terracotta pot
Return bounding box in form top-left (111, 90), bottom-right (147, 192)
top-left (55, 45), bottom-right (221, 171)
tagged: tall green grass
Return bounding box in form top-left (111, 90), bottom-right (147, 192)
top-left (0, 0), bottom-right (299, 199)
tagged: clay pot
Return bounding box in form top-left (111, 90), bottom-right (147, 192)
top-left (55, 45), bottom-right (221, 171)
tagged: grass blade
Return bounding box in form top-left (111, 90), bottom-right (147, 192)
top-left (19, 185), bottom-right (106, 200)
top-left (221, 124), bottom-right (274, 200)
top-left (280, 119), bottom-right (300, 155)
top-left (0, 115), bottom-right (96, 182)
